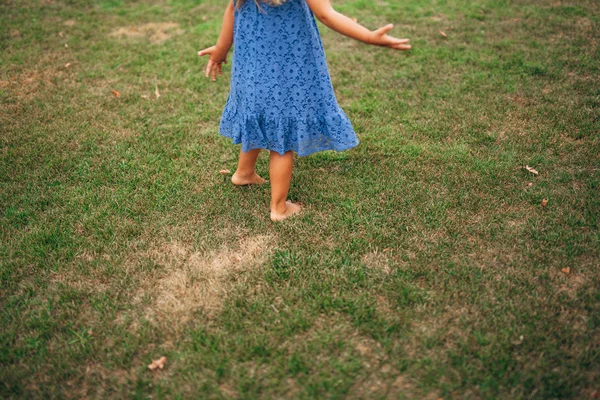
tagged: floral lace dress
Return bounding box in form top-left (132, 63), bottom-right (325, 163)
top-left (219, 0), bottom-right (359, 157)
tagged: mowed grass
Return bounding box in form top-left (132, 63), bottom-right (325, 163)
top-left (1, 0), bottom-right (599, 398)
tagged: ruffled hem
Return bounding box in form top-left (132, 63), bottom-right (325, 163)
top-left (219, 109), bottom-right (360, 157)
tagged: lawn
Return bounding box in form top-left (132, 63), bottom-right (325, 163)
top-left (1, 0), bottom-right (599, 398)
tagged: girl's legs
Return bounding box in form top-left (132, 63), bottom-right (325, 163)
top-left (232, 148), bottom-right (267, 186)
top-left (269, 150), bottom-right (301, 221)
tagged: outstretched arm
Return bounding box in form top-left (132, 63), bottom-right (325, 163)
top-left (198, 0), bottom-right (235, 81)
top-left (305, 0), bottom-right (411, 50)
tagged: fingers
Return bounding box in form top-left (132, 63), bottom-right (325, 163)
top-left (387, 37), bottom-right (410, 44)
top-left (384, 36), bottom-right (411, 50)
top-left (205, 60), bottom-right (213, 78)
top-left (199, 46), bottom-right (226, 80)
top-left (375, 23), bottom-right (394, 36)
top-left (198, 45), bottom-right (216, 57)
top-left (391, 43), bottom-right (412, 51)
top-left (205, 61), bottom-right (226, 81)
top-left (386, 37), bottom-right (404, 46)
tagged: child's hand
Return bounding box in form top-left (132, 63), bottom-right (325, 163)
top-left (370, 24), bottom-right (411, 50)
top-left (198, 45), bottom-right (228, 82)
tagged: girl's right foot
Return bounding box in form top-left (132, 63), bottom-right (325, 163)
top-left (231, 172), bottom-right (268, 186)
top-left (270, 201), bottom-right (301, 222)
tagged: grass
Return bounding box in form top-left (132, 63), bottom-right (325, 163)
top-left (1, 0), bottom-right (599, 398)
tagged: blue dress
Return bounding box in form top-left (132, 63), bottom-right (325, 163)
top-left (219, 0), bottom-right (359, 157)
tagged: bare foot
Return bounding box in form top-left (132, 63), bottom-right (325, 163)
top-left (270, 201), bottom-right (301, 222)
top-left (231, 172), bottom-right (268, 186)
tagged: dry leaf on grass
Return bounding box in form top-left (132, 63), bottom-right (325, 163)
top-left (64, 62), bottom-right (71, 68)
top-left (148, 356), bottom-right (167, 371)
top-left (524, 165), bottom-right (539, 175)
top-left (112, 90), bottom-right (121, 98)
top-left (511, 335), bottom-right (524, 345)
top-left (219, 169), bottom-right (231, 175)
top-left (561, 267), bottom-right (571, 275)
top-left (439, 30), bottom-right (448, 37)
top-left (155, 85), bottom-right (160, 98)
top-left (541, 199), bottom-right (548, 208)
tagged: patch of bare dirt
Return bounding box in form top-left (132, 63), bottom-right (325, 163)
top-left (109, 22), bottom-right (184, 44)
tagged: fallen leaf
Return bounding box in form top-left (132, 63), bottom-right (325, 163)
top-left (141, 94), bottom-right (150, 99)
top-left (527, 182), bottom-right (533, 187)
top-left (541, 198), bottom-right (548, 208)
top-left (525, 165), bottom-right (539, 175)
top-left (64, 43), bottom-right (69, 48)
top-left (112, 90), bottom-right (121, 98)
top-left (511, 335), bottom-right (524, 345)
top-left (155, 85), bottom-right (160, 98)
top-left (219, 169), bottom-right (231, 175)
top-left (64, 62), bottom-right (71, 68)
top-left (148, 356), bottom-right (167, 371)
top-left (561, 267), bottom-right (570, 274)
top-left (439, 30), bottom-right (448, 37)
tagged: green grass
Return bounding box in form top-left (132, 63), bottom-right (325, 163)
top-left (1, 0), bottom-right (599, 398)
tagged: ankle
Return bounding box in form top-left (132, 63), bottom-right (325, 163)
top-left (234, 169), bottom-right (255, 178)
top-left (270, 201), bottom-right (288, 215)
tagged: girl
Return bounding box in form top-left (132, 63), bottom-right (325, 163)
top-left (199, 0), bottom-right (410, 222)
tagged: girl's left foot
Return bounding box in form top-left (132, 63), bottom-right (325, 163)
top-left (231, 172), bottom-right (268, 186)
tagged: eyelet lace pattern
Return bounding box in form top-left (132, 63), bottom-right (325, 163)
top-left (219, 0), bottom-right (359, 156)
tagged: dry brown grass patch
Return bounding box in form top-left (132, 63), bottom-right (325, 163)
top-left (348, 327), bottom-right (439, 399)
top-left (362, 250), bottom-right (392, 275)
top-left (133, 235), bottom-right (274, 327)
top-left (1, 52), bottom-right (74, 100)
top-left (407, 304), bottom-right (478, 357)
top-left (549, 257), bottom-right (596, 301)
top-left (110, 22), bottom-right (184, 44)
